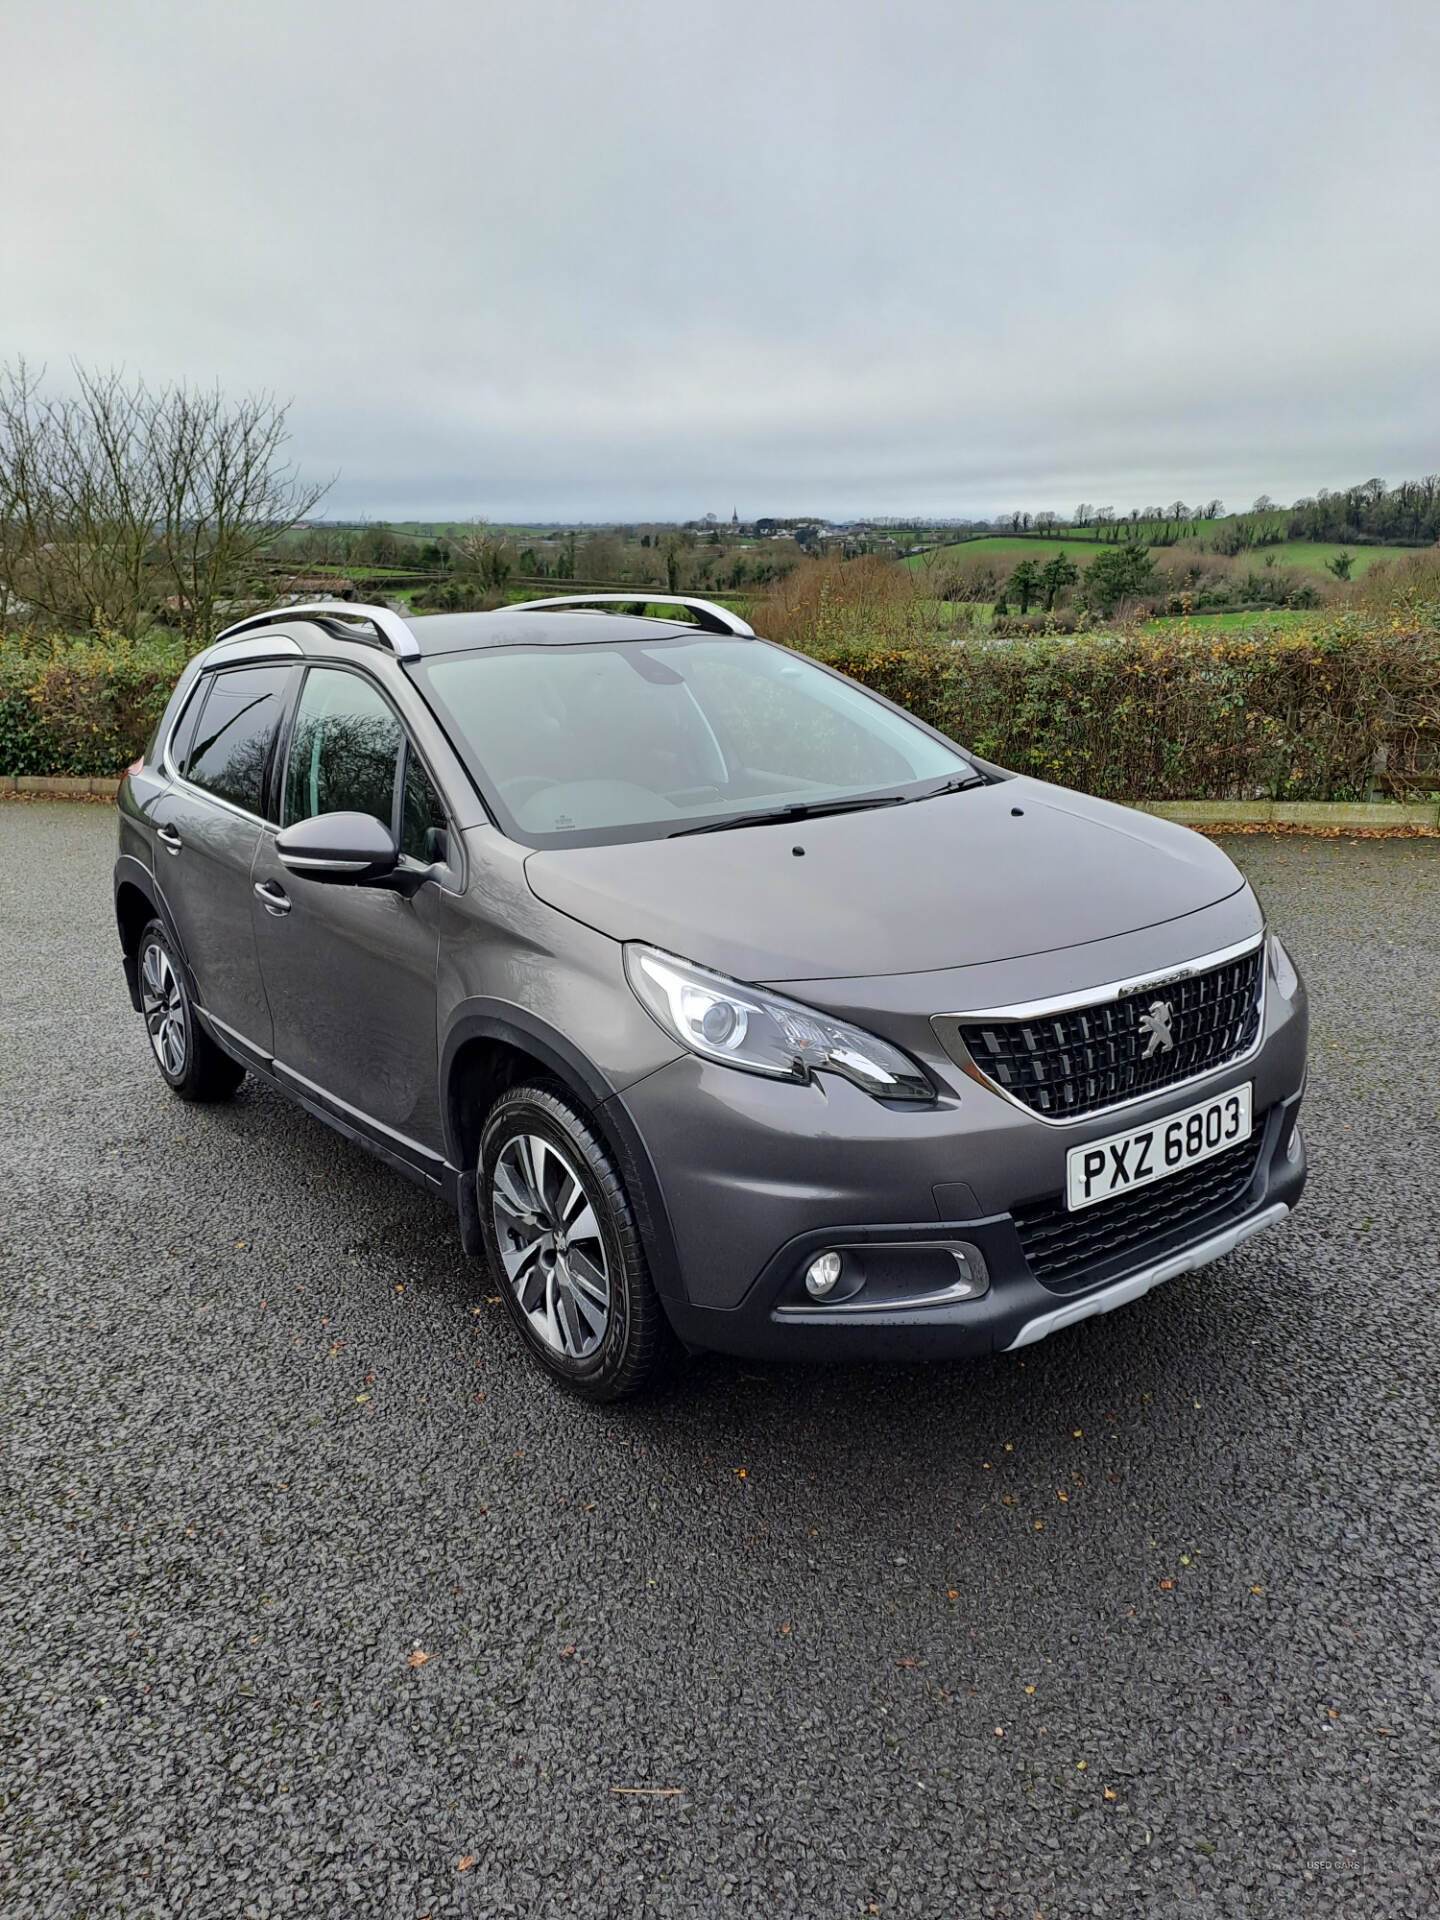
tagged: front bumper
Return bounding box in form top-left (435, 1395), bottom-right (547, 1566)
top-left (658, 1097), bottom-right (1303, 1360)
top-left (615, 964), bottom-right (1307, 1363)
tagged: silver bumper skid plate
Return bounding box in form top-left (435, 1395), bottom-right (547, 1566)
top-left (1004, 1202), bottom-right (1290, 1350)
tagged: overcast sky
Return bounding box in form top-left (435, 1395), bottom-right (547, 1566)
top-left (5, 0), bottom-right (1438, 521)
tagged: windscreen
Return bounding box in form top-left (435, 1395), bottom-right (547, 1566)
top-left (420, 636), bottom-right (972, 845)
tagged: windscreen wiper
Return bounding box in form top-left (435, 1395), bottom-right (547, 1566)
top-left (669, 793), bottom-right (912, 837)
top-left (913, 771), bottom-right (989, 797)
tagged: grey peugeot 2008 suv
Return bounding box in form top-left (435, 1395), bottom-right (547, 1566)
top-left (114, 594), bottom-right (1307, 1400)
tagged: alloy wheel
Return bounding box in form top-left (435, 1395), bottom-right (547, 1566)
top-left (490, 1132), bottom-right (611, 1360)
top-left (140, 939), bottom-right (188, 1079)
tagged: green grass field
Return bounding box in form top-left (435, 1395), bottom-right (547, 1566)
top-left (1243, 541), bottom-right (1392, 577)
top-left (907, 532), bottom-right (1405, 581)
top-left (1140, 607), bottom-right (1315, 633)
top-left (905, 536), bottom-right (1122, 572)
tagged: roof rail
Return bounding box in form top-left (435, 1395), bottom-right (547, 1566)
top-left (509, 593), bottom-right (754, 637)
top-left (213, 601), bottom-right (420, 660)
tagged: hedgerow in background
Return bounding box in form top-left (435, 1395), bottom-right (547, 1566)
top-left (804, 620), bottom-right (1440, 803)
top-left (0, 631), bottom-right (184, 777)
top-left (2, 610), bottom-right (1437, 802)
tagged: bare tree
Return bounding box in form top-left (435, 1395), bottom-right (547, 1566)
top-left (0, 360), bottom-right (329, 640)
top-left (455, 519), bottom-right (517, 593)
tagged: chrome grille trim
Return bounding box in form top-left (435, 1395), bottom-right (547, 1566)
top-left (933, 934), bottom-right (1267, 1128)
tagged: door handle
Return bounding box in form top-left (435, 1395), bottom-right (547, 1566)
top-left (254, 879), bottom-right (292, 916)
top-left (156, 824), bottom-right (182, 855)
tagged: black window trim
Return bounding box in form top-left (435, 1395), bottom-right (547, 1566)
top-left (278, 659), bottom-right (461, 881)
top-left (163, 661), bottom-right (299, 829)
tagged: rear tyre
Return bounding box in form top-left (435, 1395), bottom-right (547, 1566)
top-left (478, 1083), bottom-right (673, 1401)
top-left (137, 919), bottom-right (245, 1103)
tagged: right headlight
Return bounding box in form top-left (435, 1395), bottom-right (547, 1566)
top-left (624, 943), bottom-right (934, 1103)
top-left (1268, 933), bottom-right (1300, 1000)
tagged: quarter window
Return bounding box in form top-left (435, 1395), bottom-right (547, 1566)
top-left (183, 666), bottom-right (291, 816)
top-left (284, 668), bottom-right (402, 830)
top-left (399, 748), bottom-right (449, 863)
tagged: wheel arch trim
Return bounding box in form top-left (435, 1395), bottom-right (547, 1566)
top-left (440, 1002), bottom-right (684, 1301)
top-left (114, 856), bottom-right (189, 1012)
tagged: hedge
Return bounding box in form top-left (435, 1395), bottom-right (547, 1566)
top-left (2, 618), bottom-right (1437, 800)
top-left (0, 641), bottom-right (185, 778)
top-left (807, 620), bottom-right (1440, 802)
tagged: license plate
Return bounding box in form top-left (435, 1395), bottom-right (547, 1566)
top-left (1065, 1084), bottom-right (1253, 1212)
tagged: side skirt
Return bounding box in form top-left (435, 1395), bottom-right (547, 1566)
top-left (193, 1006), bottom-right (455, 1202)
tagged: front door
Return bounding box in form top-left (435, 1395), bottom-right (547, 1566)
top-left (150, 663), bottom-right (294, 1053)
top-left (250, 663), bottom-right (451, 1162)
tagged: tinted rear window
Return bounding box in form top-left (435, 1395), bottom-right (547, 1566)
top-left (183, 666), bottom-right (291, 817)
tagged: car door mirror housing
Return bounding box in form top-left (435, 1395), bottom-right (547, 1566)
top-left (275, 811), bottom-right (400, 884)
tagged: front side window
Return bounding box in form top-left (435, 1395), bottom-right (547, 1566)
top-left (419, 635), bottom-right (972, 846)
top-left (283, 667), bottom-right (402, 831)
top-left (183, 666), bottom-right (291, 816)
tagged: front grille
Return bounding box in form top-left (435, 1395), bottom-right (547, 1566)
top-left (956, 946), bottom-right (1263, 1121)
top-left (1013, 1124), bottom-right (1268, 1293)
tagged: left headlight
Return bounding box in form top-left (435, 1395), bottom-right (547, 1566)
top-left (624, 944), bottom-right (934, 1103)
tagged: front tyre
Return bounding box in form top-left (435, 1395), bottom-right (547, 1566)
top-left (478, 1084), bottom-right (672, 1401)
top-left (137, 919), bottom-right (245, 1103)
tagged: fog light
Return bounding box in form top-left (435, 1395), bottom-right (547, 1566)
top-left (949, 1246), bottom-right (987, 1299)
top-left (805, 1251), bottom-right (844, 1298)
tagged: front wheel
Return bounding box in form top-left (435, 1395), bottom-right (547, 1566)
top-left (477, 1084), bottom-right (673, 1401)
top-left (137, 920), bottom-right (245, 1103)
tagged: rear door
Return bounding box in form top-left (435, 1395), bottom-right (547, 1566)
top-left (149, 663), bottom-right (294, 1054)
top-left (249, 662), bottom-right (455, 1164)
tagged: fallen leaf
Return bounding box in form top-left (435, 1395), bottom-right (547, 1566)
top-left (456, 1854), bottom-right (474, 1872)
top-left (559, 1645), bottom-right (577, 1658)
top-left (1249, 1585), bottom-right (1265, 1595)
top-left (1056, 1491), bottom-right (1068, 1503)
top-left (1072, 1429), bottom-right (1082, 1438)
top-left (733, 1468), bottom-right (746, 1479)
top-left (406, 1648), bottom-right (430, 1669)
top-left (946, 1589), bottom-right (958, 1601)
top-left (1076, 1760), bottom-right (1087, 1772)
top-left (1033, 1521), bottom-right (1043, 1531)
top-left (1024, 1684), bottom-right (1035, 1696)
top-left (1158, 1578), bottom-right (1174, 1590)
top-left (895, 1658), bottom-right (917, 1669)
top-left (993, 1726), bottom-right (1004, 1737)
top-left (1103, 1786), bottom-right (1116, 1801)
top-left (778, 1623), bottom-right (791, 1636)
top-left (354, 1394), bottom-right (370, 1404)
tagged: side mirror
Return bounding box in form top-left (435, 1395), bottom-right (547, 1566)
top-left (275, 811), bottom-right (399, 884)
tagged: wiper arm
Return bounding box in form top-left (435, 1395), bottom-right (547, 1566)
top-left (669, 793), bottom-right (911, 838)
top-left (913, 771), bottom-right (989, 798)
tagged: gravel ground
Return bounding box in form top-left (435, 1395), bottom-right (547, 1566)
top-left (2, 803), bottom-right (1438, 1919)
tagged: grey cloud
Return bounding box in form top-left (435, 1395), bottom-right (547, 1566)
top-left (4, 0), bottom-right (1438, 518)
